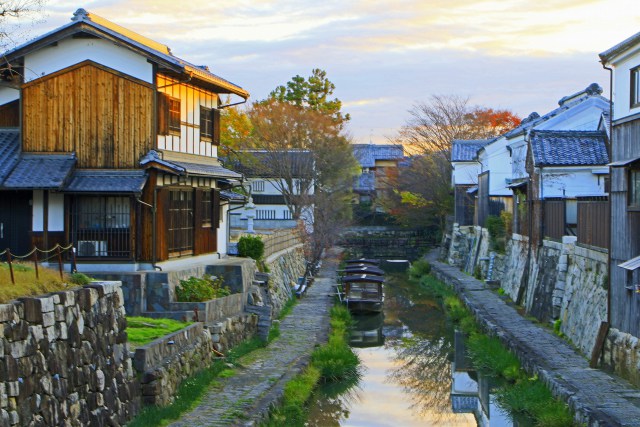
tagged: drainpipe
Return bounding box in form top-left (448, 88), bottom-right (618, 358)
top-left (601, 60), bottom-right (614, 326)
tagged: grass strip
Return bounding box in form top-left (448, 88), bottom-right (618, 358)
top-left (0, 262), bottom-right (72, 303)
top-left (263, 304), bottom-right (360, 427)
top-left (414, 267), bottom-right (575, 427)
top-left (126, 316), bottom-right (192, 346)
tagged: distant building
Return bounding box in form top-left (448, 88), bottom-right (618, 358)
top-left (451, 139), bottom-right (492, 225)
top-left (352, 144), bottom-right (404, 208)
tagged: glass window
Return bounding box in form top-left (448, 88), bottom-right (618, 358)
top-left (168, 98), bottom-right (181, 133)
top-left (200, 106), bottom-right (213, 139)
top-left (632, 66), bottom-right (640, 109)
top-left (202, 190), bottom-right (212, 227)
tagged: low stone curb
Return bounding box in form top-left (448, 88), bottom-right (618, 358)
top-left (429, 253), bottom-right (640, 427)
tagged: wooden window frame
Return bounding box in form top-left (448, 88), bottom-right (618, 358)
top-left (201, 189), bottom-right (212, 227)
top-left (168, 97), bottom-right (181, 134)
top-left (632, 66), bottom-right (640, 109)
top-left (200, 106), bottom-right (213, 140)
top-left (628, 168), bottom-right (640, 211)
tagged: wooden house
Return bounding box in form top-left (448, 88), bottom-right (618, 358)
top-left (451, 139), bottom-right (492, 225)
top-left (351, 144), bottom-right (404, 207)
top-left (600, 32), bottom-right (640, 337)
top-left (0, 9), bottom-right (249, 269)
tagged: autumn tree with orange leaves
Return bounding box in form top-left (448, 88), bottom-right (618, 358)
top-left (385, 95), bottom-right (520, 232)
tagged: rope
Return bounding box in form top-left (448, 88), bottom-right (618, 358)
top-left (0, 243), bottom-right (75, 261)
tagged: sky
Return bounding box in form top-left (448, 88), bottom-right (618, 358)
top-left (7, 0), bottom-right (640, 144)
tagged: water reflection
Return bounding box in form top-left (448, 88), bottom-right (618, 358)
top-left (306, 273), bottom-right (522, 426)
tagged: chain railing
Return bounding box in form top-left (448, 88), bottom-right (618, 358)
top-left (0, 244), bottom-right (76, 284)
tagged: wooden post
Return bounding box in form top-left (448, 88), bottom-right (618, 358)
top-left (56, 246), bottom-right (63, 281)
top-left (70, 246), bottom-right (77, 274)
top-left (6, 249), bottom-right (15, 285)
top-left (33, 248), bottom-right (39, 280)
top-left (590, 321), bottom-right (610, 368)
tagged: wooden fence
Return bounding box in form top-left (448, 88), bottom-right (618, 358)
top-left (544, 199), bottom-right (566, 241)
top-left (0, 244), bottom-right (76, 284)
top-left (577, 197), bottom-right (609, 249)
top-left (261, 229), bottom-right (303, 259)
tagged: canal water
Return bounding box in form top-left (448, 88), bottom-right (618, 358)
top-left (306, 271), bottom-right (518, 427)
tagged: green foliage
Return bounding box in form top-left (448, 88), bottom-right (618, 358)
top-left (126, 317), bottom-right (192, 346)
top-left (311, 305), bottom-right (359, 381)
top-left (497, 287), bottom-right (506, 295)
top-left (486, 214), bottom-right (507, 252)
top-left (69, 272), bottom-right (92, 286)
top-left (466, 334), bottom-right (521, 382)
top-left (473, 264), bottom-right (483, 280)
top-left (175, 275), bottom-right (230, 302)
top-left (501, 210), bottom-right (513, 235)
top-left (497, 379), bottom-right (573, 427)
top-left (553, 319), bottom-right (565, 338)
top-left (409, 259), bottom-right (431, 279)
top-left (277, 297), bottom-right (297, 320)
top-left (237, 235), bottom-right (265, 261)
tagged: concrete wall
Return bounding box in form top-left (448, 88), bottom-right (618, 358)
top-left (0, 282), bottom-right (139, 426)
top-left (445, 225), bottom-right (608, 358)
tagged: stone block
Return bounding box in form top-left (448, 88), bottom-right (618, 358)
top-left (54, 305), bottom-right (65, 322)
top-left (0, 305), bottom-right (14, 323)
top-left (42, 312), bottom-right (55, 328)
top-left (6, 383), bottom-right (18, 398)
top-left (77, 288), bottom-right (99, 311)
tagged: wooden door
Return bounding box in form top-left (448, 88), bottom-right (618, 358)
top-left (0, 192), bottom-right (32, 257)
top-left (168, 189), bottom-right (194, 257)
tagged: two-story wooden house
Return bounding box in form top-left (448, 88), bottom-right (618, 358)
top-left (600, 32), bottom-right (640, 340)
top-left (0, 9), bottom-right (249, 270)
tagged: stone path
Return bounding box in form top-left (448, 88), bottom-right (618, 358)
top-left (168, 248), bottom-right (339, 427)
top-left (428, 252), bottom-right (640, 427)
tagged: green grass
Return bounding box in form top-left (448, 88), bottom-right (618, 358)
top-left (127, 334), bottom-right (268, 427)
top-left (0, 262), bottom-right (73, 303)
top-left (417, 273), bottom-right (576, 426)
top-left (263, 304), bottom-right (360, 426)
top-left (277, 296), bottom-right (297, 320)
top-left (126, 317), bottom-right (192, 347)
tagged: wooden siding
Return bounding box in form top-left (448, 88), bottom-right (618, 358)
top-left (477, 172), bottom-right (489, 226)
top-left (22, 61), bottom-right (154, 168)
top-left (611, 118), bottom-right (640, 335)
top-left (544, 199), bottom-right (566, 241)
top-left (0, 100), bottom-right (19, 127)
top-left (454, 185), bottom-right (475, 226)
top-left (156, 74), bottom-right (220, 157)
top-left (577, 198), bottom-right (610, 249)
top-left (194, 188), bottom-right (218, 255)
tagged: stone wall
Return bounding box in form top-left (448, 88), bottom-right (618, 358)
top-left (135, 314), bottom-right (257, 406)
top-left (264, 246), bottom-right (305, 318)
top-left (0, 282), bottom-right (139, 426)
top-left (445, 225), bottom-right (608, 358)
top-left (602, 328), bottom-right (640, 387)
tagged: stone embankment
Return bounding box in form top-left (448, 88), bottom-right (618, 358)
top-left (168, 248), bottom-right (339, 427)
top-left (429, 253), bottom-right (640, 427)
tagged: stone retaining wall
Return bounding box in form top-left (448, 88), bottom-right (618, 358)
top-left (602, 328), bottom-right (640, 387)
top-left (0, 282), bottom-right (139, 426)
top-left (444, 225), bottom-right (608, 358)
top-left (135, 314), bottom-right (257, 406)
top-left (264, 246), bottom-right (305, 318)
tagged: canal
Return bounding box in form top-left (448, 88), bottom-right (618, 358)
top-left (306, 271), bottom-right (518, 426)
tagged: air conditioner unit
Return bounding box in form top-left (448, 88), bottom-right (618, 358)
top-left (77, 241), bottom-right (108, 257)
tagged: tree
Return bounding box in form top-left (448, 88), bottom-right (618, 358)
top-left (268, 68), bottom-right (350, 127)
top-left (388, 95), bottom-right (520, 233)
top-left (0, 1), bottom-right (45, 50)
top-left (219, 99), bottom-right (253, 157)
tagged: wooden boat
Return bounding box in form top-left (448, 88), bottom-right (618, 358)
top-left (340, 274), bottom-right (385, 313)
top-left (339, 265), bottom-right (385, 276)
top-left (345, 258), bottom-right (380, 266)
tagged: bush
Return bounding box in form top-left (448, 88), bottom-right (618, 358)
top-left (486, 214), bottom-right (506, 252)
top-left (409, 259), bottom-right (431, 279)
top-left (69, 272), bottom-right (92, 286)
top-left (175, 275), bottom-right (230, 302)
top-left (237, 235), bottom-right (265, 260)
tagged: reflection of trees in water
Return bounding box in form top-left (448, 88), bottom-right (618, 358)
top-left (305, 369), bottom-right (363, 426)
top-left (383, 274), bottom-right (462, 424)
top-left (386, 332), bottom-right (458, 424)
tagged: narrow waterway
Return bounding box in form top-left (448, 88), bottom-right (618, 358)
top-left (306, 271), bottom-right (517, 427)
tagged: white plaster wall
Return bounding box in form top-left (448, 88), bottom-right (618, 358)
top-left (32, 190), bottom-right (43, 232)
top-left (0, 87), bottom-right (19, 106)
top-left (537, 97), bottom-right (608, 131)
top-left (610, 46), bottom-right (640, 120)
top-left (452, 162), bottom-right (480, 185)
top-left (218, 204), bottom-right (229, 255)
top-left (481, 137), bottom-right (512, 196)
top-left (49, 193), bottom-right (65, 231)
top-left (509, 138), bottom-right (527, 180)
top-left (24, 38), bottom-right (153, 83)
top-left (540, 169), bottom-right (607, 198)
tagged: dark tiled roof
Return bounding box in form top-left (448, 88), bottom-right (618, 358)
top-left (220, 190), bottom-right (246, 202)
top-left (3, 154), bottom-right (75, 189)
top-left (224, 150), bottom-right (313, 178)
top-left (451, 139), bottom-right (492, 162)
top-left (530, 130), bottom-right (609, 167)
top-left (65, 170), bottom-right (147, 193)
top-left (140, 150), bottom-right (242, 179)
top-left (352, 144), bottom-right (403, 168)
top-left (0, 129), bottom-right (20, 185)
top-left (600, 30), bottom-right (640, 63)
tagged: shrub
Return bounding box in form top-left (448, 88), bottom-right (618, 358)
top-left (175, 275), bottom-right (230, 302)
top-left (409, 259), bottom-right (431, 279)
top-left (237, 235), bottom-right (264, 260)
top-left (69, 272), bottom-right (92, 286)
top-left (486, 214), bottom-right (506, 252)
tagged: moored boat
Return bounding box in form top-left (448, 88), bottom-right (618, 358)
top-left (340, 273), bottom-right (385, 313)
